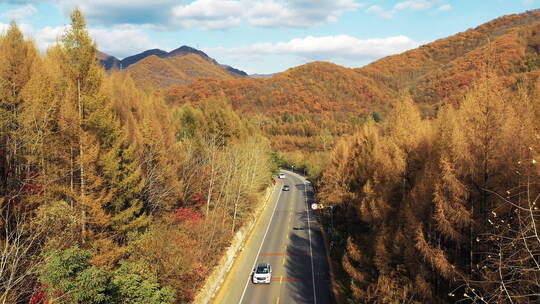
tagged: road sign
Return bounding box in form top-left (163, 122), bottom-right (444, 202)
top-left (311, 203), bottom-right (318, 210)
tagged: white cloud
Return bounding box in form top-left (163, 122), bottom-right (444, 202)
top-left (367, 0), bottom-right (448, 18)
top-left (171, 0), bottom-right (362, 29)
top-left (89, 28), bottom-right (158, 57)
top-left (0, 22), bottom-right (62, 51)
top-left (0, 22), bottom-right (156, 58)
top-left (246, 0), bottom-right (363, 28)
top-left (1, 4), bottom-right (37, 20)
top-left (432, 4), bottom-right (451, 14)
top-left (207, 34), bottom-right (419, 64)
top-left (33, 26), bottom-right (66, 51)
top-left (394, 0), bottom-right (442, 11)
top-left (6, 0), bottom-right (362, 30)
top-left (171, 0), bottom-right (244, 30)
top-left (366, 5), bottom-right (395, 19)
top-left (55, 0), bottom-right (178, 27)
top-left (36, 27), bottom-right (157, 58)
top-left (0, 23), bottom-right (10, 33)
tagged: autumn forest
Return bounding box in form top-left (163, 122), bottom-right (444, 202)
top-left (1, 7), bottom-right (540, 304)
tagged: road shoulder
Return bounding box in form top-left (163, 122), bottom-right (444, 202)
top-left (205, 178), bottom-right (281, 304)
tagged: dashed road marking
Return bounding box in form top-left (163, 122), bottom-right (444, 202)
top-left (238, 188), bottom-right (283, 304)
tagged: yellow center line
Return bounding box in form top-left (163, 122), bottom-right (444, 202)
top-left (276, 296), bottom-right (280, 304)
top-left (282, 256), bottom-right (286, 265)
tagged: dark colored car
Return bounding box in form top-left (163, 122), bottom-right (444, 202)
top-left (283, 185), bottom-right (290, 191)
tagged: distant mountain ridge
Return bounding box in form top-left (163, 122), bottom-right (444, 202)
top-left (97, 51), bottom-right (121, 70)
top-left (99, 45), bottom-right (246, 75)
top-left (98, 45), bottom-right (248, 89)
top-left (163, 9), bottom-right (540, 151)
top-left (104, 10), bottom-right (540, 103)
top-left (165, 9), bottom-right (540, 113)
top-left (357, 8), bottom-right (540, 107)
top-left (120, 49), bottom-right (169, 69)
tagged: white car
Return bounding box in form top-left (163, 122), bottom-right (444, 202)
top-left (252, 263), bottom-right (272, 284)
top-left (278, 173), bottom-right (286, 179)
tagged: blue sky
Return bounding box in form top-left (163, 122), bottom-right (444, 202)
top-left (0, 0), bottom-right (538, 74)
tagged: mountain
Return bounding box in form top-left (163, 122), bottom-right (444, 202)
top-left (168, 45), bottom-right (211, 60)
top-left (120, 48), bottom-right (169, 69)
top-left (358, 9), bottom-right (540, 107)
top-left (165, 61), bottom-right (393, 154)
top-left (97, 45), bottom-right (248, 89)
top-left (163, 9), bottom-right (540, 157)
top-left (127, 53), bottom-right (244, 89)
top-left (223, 65), bottom-right (248, 77)
top-left (167, 61), bottom-right (390, 115)
top-left (97, 51), bottom-right (120, 70)
top-left (167, 9), bottom-right (540, 115)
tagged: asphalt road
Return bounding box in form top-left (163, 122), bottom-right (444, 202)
top-left (212, 170), bottom-right (333, 304)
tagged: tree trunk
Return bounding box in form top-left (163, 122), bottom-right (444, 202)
top-left (77, 78), bottom-right (86, 242)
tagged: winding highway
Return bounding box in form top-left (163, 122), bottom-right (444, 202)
top-left (212, 171), bottom-right (333, 304)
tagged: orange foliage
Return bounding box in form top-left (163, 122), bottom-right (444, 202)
top-left (359, 10), bottom-right (540, 107)
top-left (126, 53), bottom-right (240, 90)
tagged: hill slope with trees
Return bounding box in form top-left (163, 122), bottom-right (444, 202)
top-left (317, 73), bottom-right (540, 304)
top-left (3, 7), bottom-right (540, 304)
top-left (98, 46), bottom-right (247, 90)
top-left (359, 9), bottom-right (540, 108)
top-left (0, 11), bottom-right (272, 304)
top-left (161, 9), bottom-right (540, 177)
top-left (126, 53), bottom-right (241, 89)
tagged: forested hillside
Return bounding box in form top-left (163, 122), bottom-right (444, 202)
top-left (3, 6), bottom-right (540, 304)
top-left (359, 9), bottom-right (540, 107)
top-left (162, 10), bottom-right (540, 180)
top-left (317, 72), bottom-right (540, 303)
top-left (0, 10), bottom-right (272, 304)
top-left (127, 53), bottom-right (241, 90)
top-left (165, 61), bottom-right (392, 179)
top-left (98, 46), bottom-right (246, 90)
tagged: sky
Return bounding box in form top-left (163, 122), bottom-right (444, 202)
top-left (0, 0), bottom-right (538, 74)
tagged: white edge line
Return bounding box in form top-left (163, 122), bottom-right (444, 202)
top-left (238, 178), bottom-right (283, 304)
top-left (305, 178), bottom-right (317, 304)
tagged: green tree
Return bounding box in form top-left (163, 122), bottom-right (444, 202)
top-left (74, 266), bottom-right (113, 304)
top-left (38, 246), bottom-right (92, 299)
top-left (101, 134), bottom-right (149, 240)
top-left (113, 262), bottom-right (175, 304)
top-left (38, 246), bottom-right (175, 304)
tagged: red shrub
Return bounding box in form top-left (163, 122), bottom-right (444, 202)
top-left (175, 207), bottom-right (203, 224)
